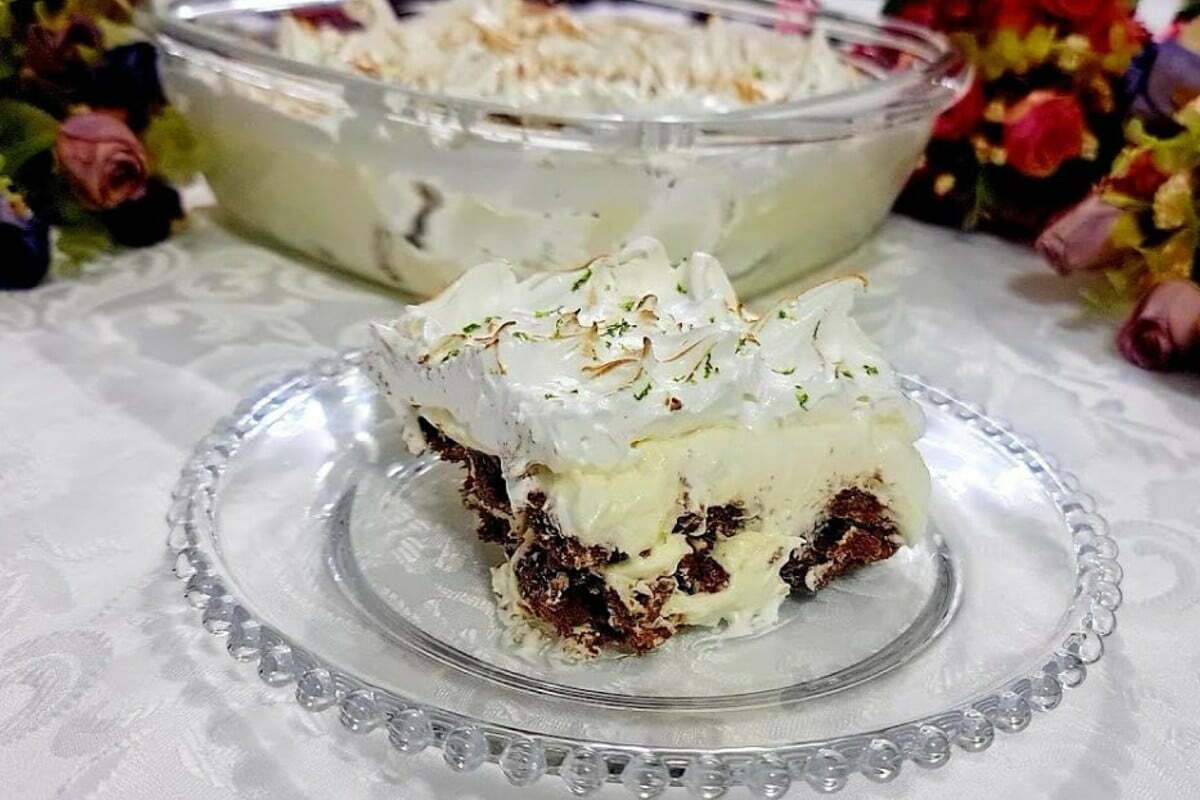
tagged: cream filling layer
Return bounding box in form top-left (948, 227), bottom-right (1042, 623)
top-left (501, 398), bottom-right (928, 632)
top-left (522, 399), bottom-right (928, 555)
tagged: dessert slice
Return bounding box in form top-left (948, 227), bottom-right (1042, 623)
top-left (368, 238), bottom-right (929, 656)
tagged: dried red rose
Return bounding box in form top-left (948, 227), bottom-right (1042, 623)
top-left (1108, 150), bottom-right (1168, 198)
top-left (1003, 91), bottom-right (1086, 178)
top-left (54, 112), bottom-right (149, 211)
top-left (895, 0), bottom-right (938, 29)
top-left (984, 0), bottom-right (1039, 35)
top-left (933, 79), bottom-right (985, 140)
top-left (22, 18), bottom-right (101, 87)
top-left (1116, 280), bottom-right (1200, 371)
top-left (1084, 9), bottom-right (1143, 53)
top-left (1040, 0), bottom-right (1104, 23)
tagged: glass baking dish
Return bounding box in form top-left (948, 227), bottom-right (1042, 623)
top-left (146, 0), bottom-right (969, 298)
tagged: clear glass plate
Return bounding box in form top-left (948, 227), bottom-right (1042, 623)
top-left (167, 351), bottom-right (1124, 796)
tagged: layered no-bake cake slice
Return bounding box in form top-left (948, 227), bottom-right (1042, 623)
top-left (368, 238), bottom-right (929, 655)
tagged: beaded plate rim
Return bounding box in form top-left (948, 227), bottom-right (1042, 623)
top-left (166, 349), bottom-right (1123, 796)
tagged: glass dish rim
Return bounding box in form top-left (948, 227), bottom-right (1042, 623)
top-left (166, 349), bottom-right (1124, 795)
top-left (144, 0), bottom-right (973, 141)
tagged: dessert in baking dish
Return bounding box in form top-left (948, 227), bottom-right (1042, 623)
top-left (279, 0), bottom-right (863, 114)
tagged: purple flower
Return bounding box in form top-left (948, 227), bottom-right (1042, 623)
top-left (1036, 194), bottom-right (1124, 275)
top-left (101, 178), bottom-right (184, 248)
top-left (87, 43), bottom-right (168, 132)
top-left (1125, 40), bottom-right (1200, 123)
top-left (55, 112), bottom-right (149, 210)
top-left (1116, 280), bottom-right (1200, 371)
top-left (0, 188), bottom-right (51, 290)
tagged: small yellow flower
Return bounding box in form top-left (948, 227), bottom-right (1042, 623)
top-left (1055, 34), bottom-right (1090, 73)
top-left (1089, 75), bottom-right (1116, 115)
top-left (1081, 133), bottom-right (1100, 161)
top-left (933, 174), bottom-right (956, 196)
top-left (1144, 228), bottom-right (1198, 281)
top-left (1109, 212), bottom-right (1144, 250)
top-left (1152, 172), bottom-right (1193, 230)
top-left (970, 134), bottom-right (991, 162)
top-left (994, 29), bottom-right (1028, 74)
top-left (1023, 26), bottom-right (1055, 66)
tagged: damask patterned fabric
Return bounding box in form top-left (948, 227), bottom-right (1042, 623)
top-left (2, 212), bottom-right (1198, 799)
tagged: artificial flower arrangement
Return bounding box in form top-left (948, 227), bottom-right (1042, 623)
top-left (884, 0), bottom-right (1146, 238)
top-left (1038, 9), bottom-right (1200, 372)
top-left (0, 0), bottom-right (199, 290)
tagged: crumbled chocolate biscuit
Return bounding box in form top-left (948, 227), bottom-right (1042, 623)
top-left (675, 551), bottom-right (730, 594)
top-left (603, 579), bottom-right (676, 653)
top-left (672, 511), bottom-right (703, 536)
top-left (705, 503), bottom-right (746, 538)
top-left (464, 449), bottom-right (509, 516)
top-left (476, 513), bottom-right (514, 549)
top-left (512, 546), bottom-right (619, 646)
top-left (511, 544), bottom-right (676, 654)
top-left (418, 416), bottom-right (467, 462)
top-left (780, 487), bottom-right (900, 593)
top-left (523, 491), bottom-right (617, 571)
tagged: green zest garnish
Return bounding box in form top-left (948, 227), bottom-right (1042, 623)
top-left (440, 348), bottom-right (460, 363)
top-left (702, 353), bottom-right (718, 379)
top-left (773, 366), bottom-right (795, 375)
top-left (794, 386), bottom-right (809, 408)
top-left (571, 268), bottom-right (592, 291)
top-left (461, 322), bottom-right (481, 334)
top-left (633, 383), bottom-right (651, 401)
top-left (863, 364), bottom-right (879, 375)
top-left (544, 393), bottom-right (556, 399)
top-left (676, 282), bottom-right (686, 294)
top-left (534, 307), bottom-right (559, 319)
top-left (778, 309), bottom-right (791, 320)
top-left (836, 365), bottom-right (854, 379)
top-left (619, 299), bottom-right (635, 312)
top-left (603, 320), bottom-right (632, 337)
top-left (752, 66), bottom-right (765, 80)
top-left (511, 331), bottom-right (531, 341)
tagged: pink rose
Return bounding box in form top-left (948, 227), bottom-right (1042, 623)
top-left (1036, 194), bottom-right (1124, 275)
top-left (1116, 280), bottom-right (1200, 371)
top-left (54, 113), bottom-right (148, 210)
top-left (1004, 91), bottom-right (1086, 178)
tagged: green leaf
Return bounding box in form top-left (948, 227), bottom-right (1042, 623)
top-left (963, 173), bottom-right (992, 231)
top-left (54, 223), bottom-right (113, 273)
top-left (95, 17), bottom-right (143, 49)
top-left (0, 100), bottom-right (59, 176)
top-left (142, 107), bottom-right (204, 185)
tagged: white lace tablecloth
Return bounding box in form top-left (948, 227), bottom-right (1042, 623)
top-left (2, 211), bottom-right (1198, 799)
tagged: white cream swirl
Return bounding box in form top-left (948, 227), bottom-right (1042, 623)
top-left (369, 237), bottom-right (920, 472)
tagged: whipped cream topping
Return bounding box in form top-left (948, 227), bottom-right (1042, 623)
top-left (369, 237), bottom-right (920, 472)
top-left (278, 0), bottom-right (863, 114)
